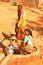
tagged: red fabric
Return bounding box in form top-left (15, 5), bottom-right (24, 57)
top-left (17, 33), bottom-right (25, 40)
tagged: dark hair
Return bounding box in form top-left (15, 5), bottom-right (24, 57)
top-left (18, 5), bottom-right (23, 20)
top-left (25, 29), bottom-right (32, 36)
top-left (18, 5), bottom-right (22, 9)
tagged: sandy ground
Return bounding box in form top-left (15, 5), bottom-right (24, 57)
top-left (0, 2), bottom-right (43, 65)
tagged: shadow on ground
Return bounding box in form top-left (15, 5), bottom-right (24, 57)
top-left (26, 16), bottom-right (43, 36)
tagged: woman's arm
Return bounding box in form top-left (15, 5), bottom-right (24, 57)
top-left (20, 11), bottom-right (24, 19)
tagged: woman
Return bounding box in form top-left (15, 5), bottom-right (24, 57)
top-left (23, 28), bottom-right (33, 54)
top-left (17, 5), bottom-right (26, 31)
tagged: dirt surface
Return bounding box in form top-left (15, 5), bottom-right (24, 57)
top-left (0, 2), bottom-right (43, 65)
top-left (7, 58), bottom-right (43, 65)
